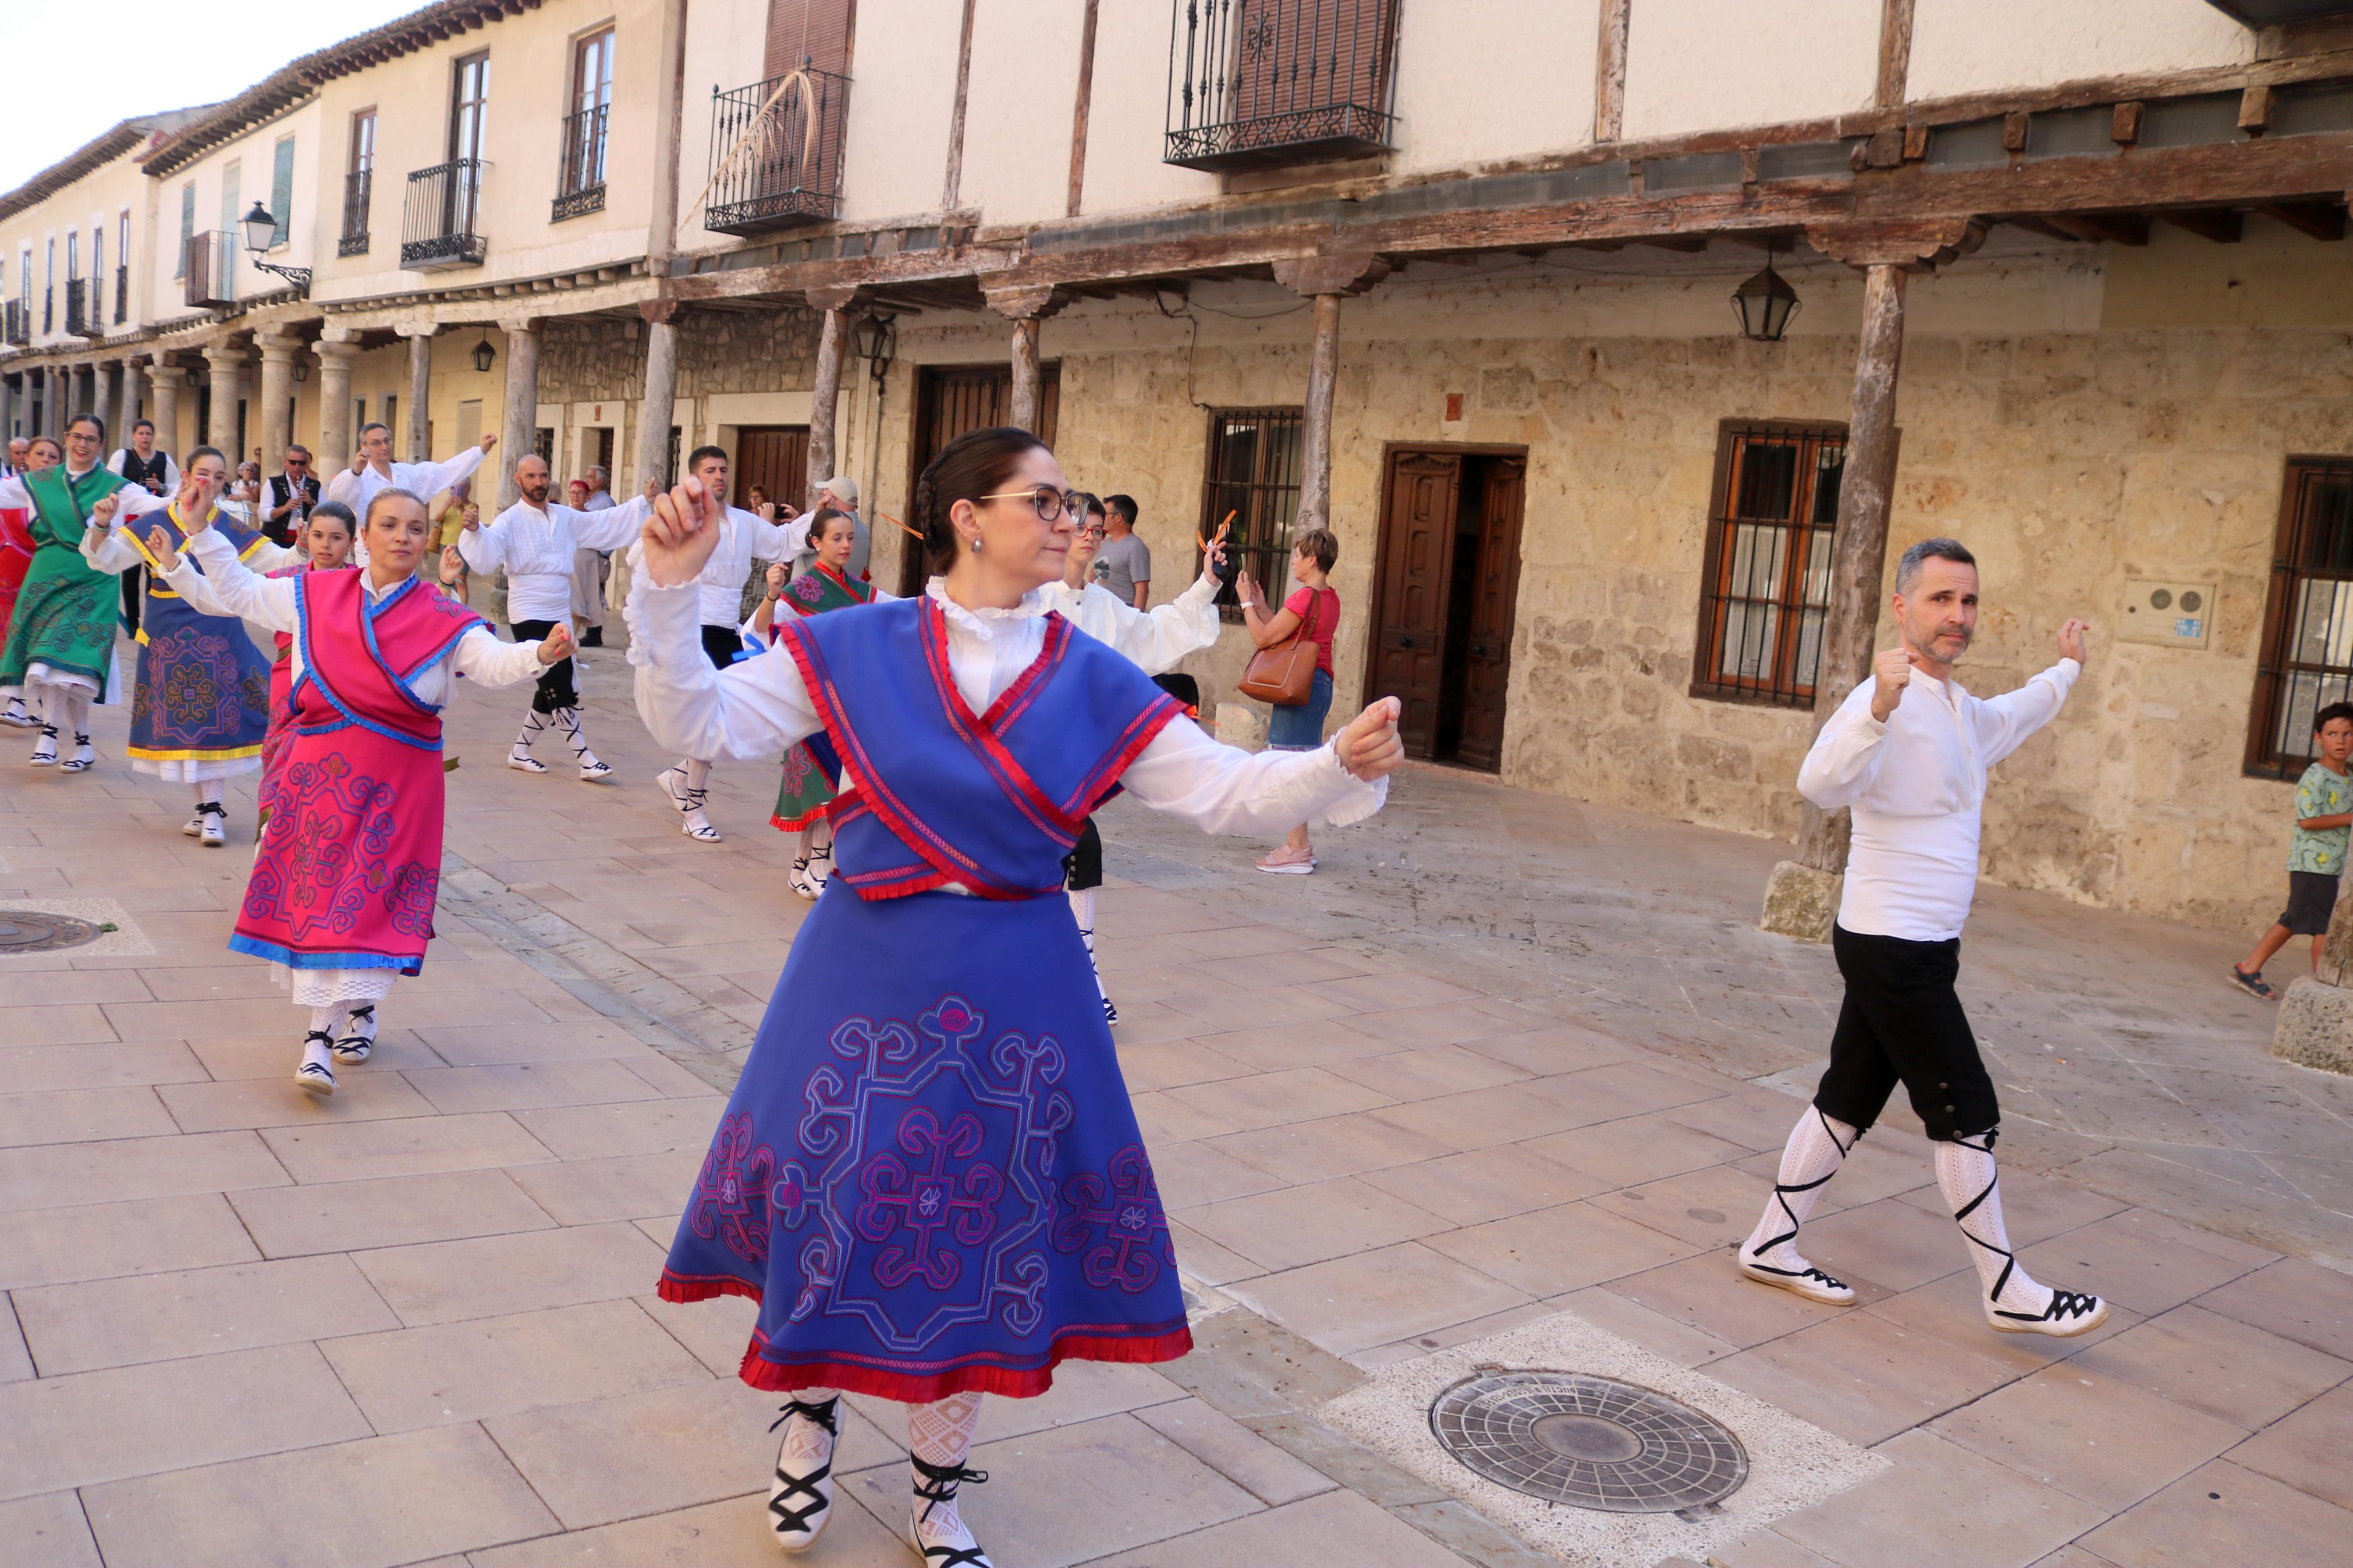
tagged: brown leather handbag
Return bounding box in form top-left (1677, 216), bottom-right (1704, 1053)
top-left (1237, 588), bottom-right (1329, 707)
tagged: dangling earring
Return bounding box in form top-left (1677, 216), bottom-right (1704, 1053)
top-left (970, 536), bottom-right (982, 553)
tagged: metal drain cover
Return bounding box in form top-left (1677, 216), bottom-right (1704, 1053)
top-left (1429, 1370), bottom-right (1748, 1513)
top-left (0, 911), bottom-right (103, 953)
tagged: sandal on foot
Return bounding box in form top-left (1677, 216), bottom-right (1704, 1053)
top-left (1990, 1288), bottom-right (2110, 1338)
top-left (2228, 966), bottom-right (2277, 1001)
top-left (766, 1396), bottom-right (839, 1552)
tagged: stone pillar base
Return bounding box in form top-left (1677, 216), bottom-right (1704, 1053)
top-left (1759, 860), bottom-right (1841, 944)
top-left (2274, 977), bottom-right (2353, 1074)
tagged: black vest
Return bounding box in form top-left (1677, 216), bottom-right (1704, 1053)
top-left (118, 449), bottom-right (171, 489)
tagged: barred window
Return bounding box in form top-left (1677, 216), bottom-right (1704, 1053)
top-left (1198, 408), bottom-right (1303, 618)
top-left (2249, 457), bottom-right (2353, 778)
top-left (1691, 421), bottom-right (1847, 706)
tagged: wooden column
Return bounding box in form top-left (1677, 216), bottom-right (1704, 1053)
top-left (255, 333), bottom-right (296, 467)
top-left (1595, 0), bottom-right (1630, 143)
top-left (403, 326), bottom-right (435, 460)
top-left (204, 344), bottom-right (246, 453)
top-left (496, 318), bottom-right (542, 509)
top-left (1759, 218), bottom-right (1983, 940)
top-left (1270, 253), bottom-right (1389, 538)
top-left (805, 286), bottom-right (857, 503)
top-left (983, 284), bottom-right (1062, 435)
top-left (313, 340), bottom-right (356, 475)
top-left (635, 298), bottom-right (679, 493)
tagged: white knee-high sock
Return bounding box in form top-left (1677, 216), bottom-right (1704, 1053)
top-left (778, 1385), bottom-right (842, 1473)
top-left (516, 707), bottom-right (546, 752)
top-left (198, 778), bottom-right (222, 806)
top-left (1936, 1133), bottom-right (2056, 1317)
top-left (57, 689), bottom-right (88, 737)
top-left (1068, 887), bottom-right (1106, 998)
top-left (551, 705), bottom-right (595, 762)
top-left (907, 1392), bottom-right (984, 1542)
top-left (306, 1005), bottom-right (346, 1036)
top-left (684, 758), bottom-right (712, 791)
top-left (1742, 1107), bottom-right (1856, 1272)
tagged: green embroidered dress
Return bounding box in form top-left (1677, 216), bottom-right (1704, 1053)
top-left (768, 564), bottom-right (875, 831)
top-left (0, 464), bottom-right (133, 701)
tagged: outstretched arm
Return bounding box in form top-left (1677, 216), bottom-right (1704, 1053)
top-left (158, 528), bottom-right (301, 633)
top-left (1121, 697), bottom-right (1400, 835)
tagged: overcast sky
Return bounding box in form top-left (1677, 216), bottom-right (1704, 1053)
top-left (0, 1), bottom-right (424, 192)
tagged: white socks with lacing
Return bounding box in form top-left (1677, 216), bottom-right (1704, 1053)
top-left (551, 704), bottom-right (601, 768)
top-left (1936, 1133), bottom-right (2059, 1319)
top-left (683, 758), bottom-right (712, 792)
top-left (1742, 1106), bottom-right (1855, 1275)
top-left (908, 1392), bottom-right (988, 1557)
top-left (514, 707), bottom-right (547, 759)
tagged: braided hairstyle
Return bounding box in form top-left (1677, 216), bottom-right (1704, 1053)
top-left (911, 425), bottom-right (1049, 575)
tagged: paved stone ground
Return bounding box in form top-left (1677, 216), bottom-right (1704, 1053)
top-left (0, 635), bottom-right (2349, 1567)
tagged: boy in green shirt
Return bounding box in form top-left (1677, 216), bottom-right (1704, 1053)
top-left (2232, 702), bottom-right (2353, 998)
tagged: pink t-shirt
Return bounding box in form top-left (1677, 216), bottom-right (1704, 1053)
top-left (1284, 586), bottom-right (1339, 676)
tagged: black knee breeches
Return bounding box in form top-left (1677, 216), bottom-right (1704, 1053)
top-left (1812, 924), bottom-right (2001, 1143)
top-left (509, 618), bottom-right (576, 713)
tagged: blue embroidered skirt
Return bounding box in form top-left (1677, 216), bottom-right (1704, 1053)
top-left (660, 887), bottom-right (1191, 1401)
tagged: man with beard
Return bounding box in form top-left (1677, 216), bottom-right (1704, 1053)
top-left (457, 453), bottom-right (650, 780)
top-left (1736, 538), bottom-right (2110, 1340)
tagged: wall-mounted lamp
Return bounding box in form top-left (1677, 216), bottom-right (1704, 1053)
top-left (239, 200), bottom-right (311, 297)
top-left (1731, 248), bottom-right (1801, 343)
top-left (471, 336), bottom-right (496, 375)
top-left (854, 311), bottom-right (897, 384)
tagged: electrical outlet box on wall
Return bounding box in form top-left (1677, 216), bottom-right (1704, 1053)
top-left (2118, 580), bottom-right (2215, 649)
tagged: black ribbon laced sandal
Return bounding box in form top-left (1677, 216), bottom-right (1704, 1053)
top-left (765, 1395), bottom-right (840, 1551)
top-left (294, 1031), bottom-right (338, 1096)
top-left (332, 1004), bottom-right (377, 1065)
top-left (908, 1453), bottom-right (993, 1568)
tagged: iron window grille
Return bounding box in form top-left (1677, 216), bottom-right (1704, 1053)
top-left (705, 65), bottom-right (851, 235)
top-left (1691, 421), bottom-right (1848, 707)
top-left (340, 170), bottom-right (372, 257)
top-left (183, 232), bottom-right (235, 310)
top-left (1198, 407), bottom-right (1305, 620)
top-left (2249, 456), bottom-right (2353, 778)
top-left (401, 159), bottom-right (489, 269)
top-left (2, 303), bottom-right (26, 347)
top-left (553, 104), bottom-right (608, 221)
top-left (63, 278), bottom-right (91, 338)
top-left (112, 264), bottom-right (127, 324)
top-left (1166, 0), bottom-right (1401, 172)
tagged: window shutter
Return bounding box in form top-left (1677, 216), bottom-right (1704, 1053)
top-left (271, 138), bottom-right (296, 247)
top-left (177, 186), bottom-right (194, 278)
top-left (763, 0), bottom-right (851, 82)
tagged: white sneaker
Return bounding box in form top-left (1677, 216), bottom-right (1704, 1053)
top-left (1736, 1248), bottom-right (1857, 1306)
top-left (29, 727), bottom-right (58, 766)
top-left (294, 1032), bottom-right (337, 1096)
top-left (766, 1396), bottom-right (840, 1552)
top-left (508, 747), bottom-right (549, 774)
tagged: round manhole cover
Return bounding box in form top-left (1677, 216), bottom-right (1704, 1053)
top-left (0, 912), bottom-right (104, 953)
top-left (1429, 1371), bottom-right (1747, 1514)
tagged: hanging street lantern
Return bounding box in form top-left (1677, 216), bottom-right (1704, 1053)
top-left (1731, 251), bottom-right (1801, 343)
top-left (471, 336), bottom-right (497, 374)
top-left (237, 199), bottom-right (311, 296)
top-left (854, 311), bottom-right (897, 383)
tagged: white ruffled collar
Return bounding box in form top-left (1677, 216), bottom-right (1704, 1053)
top-left (925, 578), bottom-right (1050, 640)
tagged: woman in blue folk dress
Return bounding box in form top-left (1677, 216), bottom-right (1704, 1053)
top-left (629, 427), bottom-right (1403, 1566)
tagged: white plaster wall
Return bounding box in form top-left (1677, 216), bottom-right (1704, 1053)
top-left (1621, 0), bottom-right (1880, 140)
top-left (837, 0), bottom-right (962, 223)
top-left (1392, 0), bottom-right (1600, 170)
top-left (959, 0), bottom-right (1087, 226)
top-left (0, 147), bottom-right (150, 346)
top-left (1076, 0), bottom-right (1220, 218)
top-left (1908, 0), bottom-right (2252, 102)
top-left (676, 0), bottom-right (773, 254)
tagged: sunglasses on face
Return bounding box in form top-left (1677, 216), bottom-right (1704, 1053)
top-left (977, 486), bottom-right (1082, 522)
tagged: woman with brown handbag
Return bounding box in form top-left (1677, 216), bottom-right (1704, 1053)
top-left (1239, 526), bottom-right (1343, 873)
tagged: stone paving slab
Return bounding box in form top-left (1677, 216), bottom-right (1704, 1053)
top-left (1, 655), bottom-right (2350, 1565)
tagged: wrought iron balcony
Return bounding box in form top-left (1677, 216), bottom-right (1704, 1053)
top-left (184, 232), bottom-right (235, 309)
top-left (705, 66), bottom-right (849, 236)
top-left (1165, 0), bottom-right (1400, 172)
top-left (63, 278), bottom-right (93, 337)
top-left (113, 264), bottom-right (127, 324)
top-left (400, 159), bottom-right (488, 269)
top-left (554, 104), bottom-right (608, 222)
top-left (2, 301), bottom-right (27, 347)
top-left (340, 170), bottom-right (371, 257)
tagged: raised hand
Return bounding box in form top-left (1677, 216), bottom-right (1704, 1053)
top-left (640, 475), bottom-right (726, 589)
top-left (145, 526), bottom-right (182, 574)
top-left (1334, 696), bottom-right (1404, 782)
top-left (765, 562), bottom-right (788, 596)
top-left (535, 621), bottom-right (574, 666)
top-left (439, 546), bottom-right (466, 586)
top-left (2056, 617), bottom-right (2089, 664)
top-left (478, 432), bottom-right (499, 453)
top-left (1869, 646), bottom-right (1912, 723)
top-left (461, 502), bottom-right (481, 532)
top-left (88, 496), bottom-right (119, 531)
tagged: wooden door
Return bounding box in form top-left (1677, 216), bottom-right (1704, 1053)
top-left (1456, 457), bottom-right (1524, 771)
top-left (899, 364), bottom-right (1060, 595)
top-left (1369, 450), bottom-right (1461, 758)
top-left (736, 425), bottom-right (810, 514)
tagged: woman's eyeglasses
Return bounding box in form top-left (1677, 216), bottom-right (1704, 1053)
top-left (977, 486), bottom-right (1081, 522)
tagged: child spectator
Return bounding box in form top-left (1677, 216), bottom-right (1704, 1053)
top-left (2231, 701), bottom-right (2353, 998)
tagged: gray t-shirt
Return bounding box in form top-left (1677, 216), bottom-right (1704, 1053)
top-left (1094, 532), bottom-right (1152, 605)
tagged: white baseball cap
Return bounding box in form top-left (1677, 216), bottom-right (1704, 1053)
top-left (821, 476), bottom-right (858, 505)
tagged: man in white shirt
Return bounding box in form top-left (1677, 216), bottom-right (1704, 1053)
top-left (629, 443), bottom-right (805, 842)
top-left (459, 453), bottom-right (651, 780)
top-left (326, 422), bottom-right (495, 525)
top-left (1737, 538), bottom-right (2107, 1341)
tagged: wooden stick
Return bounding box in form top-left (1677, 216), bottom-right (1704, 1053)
top-left (878, 510), bottom-right (926, 543)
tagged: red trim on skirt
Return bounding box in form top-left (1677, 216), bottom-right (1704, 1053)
top-left (656, 1268), bottom-right (1194, 1402)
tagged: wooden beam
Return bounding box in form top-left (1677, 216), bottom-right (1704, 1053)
top-left (1638, 236), bottom-right (1709, 253)
top-left (941, 0), bottom-right (978, 209)
top-left (2256, 199), bottom-right (2349, 240)
top-left (1876, 0), bottom-right (1915, 109)
top-left (2003, 215), bottom-right (2096, 244)
top-left (2159, 207), bottom-right (2244, 243)
top-left (1066, 0), bottom-right (1100, 219)
top-left (2042, 212), bottom-right (2152, 245)
top-left (2112, 101), bottom-right (2143, 146)
top-left (1594, 0), bottom-right (1630, 143)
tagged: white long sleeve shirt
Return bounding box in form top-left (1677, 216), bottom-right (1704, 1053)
top-left (80, 506), bottom-right (291, 579)
top-left (627, 506), bottom-right (808, 627)
top-left (323, 445), bottom-right (489, 517)
top-left (166, 528), bottom-right (545, 705)
top-left (1, 461), bottom-right (171, 528)
top-left (1798, 657), bottom-right (2080, 941)
top-left (627, 572), bottom-right (1385, 850)
top-left (1041, 570), bottom-right (1222, 678)
top-left (459, 495), bottom-right (652, 623)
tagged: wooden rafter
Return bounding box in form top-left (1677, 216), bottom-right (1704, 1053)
top-left (2159, 208), bottom-right (2245, 243)
top-left (2257, 199), bottom-right (2350, 240)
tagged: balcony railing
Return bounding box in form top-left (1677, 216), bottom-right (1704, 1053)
top-left (1165, 0), bottom-right (1401, 172)
top-left (555, 104), bottom-right (608, 222)
top-left (3, 302), bottom-right (27, 347)
top-left (400, 159), bottom-right (488, 269)
top-left (184, 231), bottom-right (235, 309)
top-left (705, 66), bottom-right (849, 236)
top-left (340, 170), bottom-right (372, 257)
top-left (113, 264), bottom-right (127, 324)
top-left (63, 278), bottom-right (93, 337)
